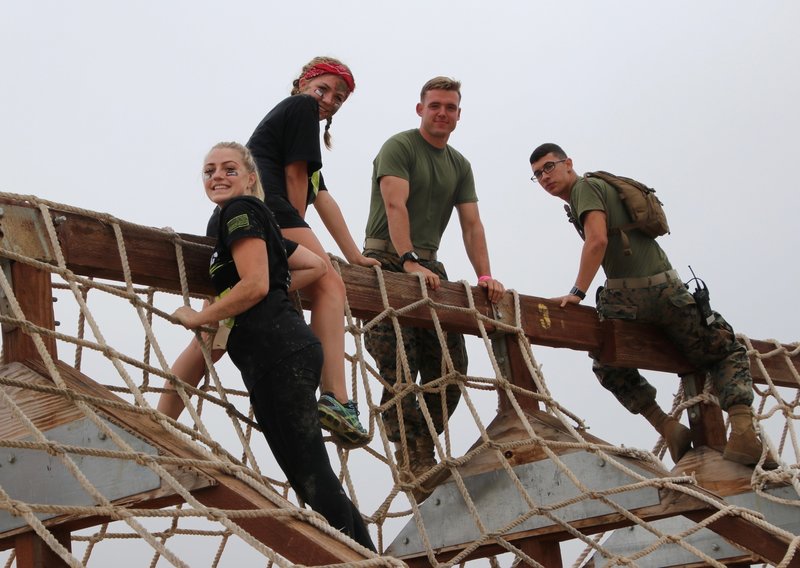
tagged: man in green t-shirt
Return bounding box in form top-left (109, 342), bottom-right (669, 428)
top-left (363, 77), bottom-right (505, 500)
top-left (528, 142), bottom-right (774, 468)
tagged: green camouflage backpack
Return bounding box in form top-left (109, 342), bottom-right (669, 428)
top-left (565, 171), bottom-right (670, 255)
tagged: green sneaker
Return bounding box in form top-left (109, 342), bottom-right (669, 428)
top-left (318, 393), bottom-right (370, 447)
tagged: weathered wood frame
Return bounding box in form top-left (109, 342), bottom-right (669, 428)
top-left (0, 196), bottom-right (798, 567)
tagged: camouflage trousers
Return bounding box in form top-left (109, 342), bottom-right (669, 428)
top-left (593, 278), bottom-right (753, 414)
top-left (363, 249), bottom-right (468, 443)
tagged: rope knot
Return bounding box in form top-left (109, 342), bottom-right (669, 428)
top-left (45, 441), bottom-right (61, 456)
top-left (134, 452), bottom-right (152, 466)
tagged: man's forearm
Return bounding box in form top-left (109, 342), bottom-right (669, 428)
top-left (386, 203), bottom-right (414, 254)
top-left (571, 210), bottom-right (608, 296)
top-left (463, 224), bottom-right (492, 276)
top-left (574, 237), bottom-right (605, 293)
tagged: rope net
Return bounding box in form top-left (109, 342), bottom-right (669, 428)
top-left (0, 193), bottom-right (797, 567)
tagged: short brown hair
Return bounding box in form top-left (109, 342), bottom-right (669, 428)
top-left (420, 76), bottom-right (461, 102)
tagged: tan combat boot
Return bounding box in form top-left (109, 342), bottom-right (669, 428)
top-left (723, 405), bottom-right (778, 469)
top-left (641, 402), bottom-right (693, 462)
top-left (415, 435), bottom-right (457, 502)
top-left (395, 437), bottom-right (443, 503)
top-left (410, 436), bottom-right (438, 503)
top-left (412, 435), bottom-right (437, 475)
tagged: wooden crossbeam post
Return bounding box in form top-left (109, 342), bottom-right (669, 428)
top-left (1, 262), bottom-right (57, 365)
top-left (492, 296), bottom-right (540, 414)
top-left (682, 372), bottom-right (728, 451)
top-left (14, 528), bottom-right (71, 568)
top-left (0, 258), bottom-right (65, 566)
top-left (518, 538), bottom-right (563, 568)
top-left (30, 195), bottom-right (796, 387)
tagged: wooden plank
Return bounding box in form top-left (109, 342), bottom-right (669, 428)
top-left (14, 527), bottom-right (71, 568)
top-left (498, 335), bottom-right (541, 413)
top-left (681, 373), bottom-right (728, 452)
top-left (598, 318), bottom-right (691, 374)
top-left (10, 360), bottom-right (368, 565)
top-left (683, 510), bottom-right (800, 568)
top-left (672, 446), bottom-right (759, 497)
top-left (0, 363), bottom-right (85, 440)
top-left (517, 538), bottom-right (563, 568)
top-left (1, 263), bottom-right (56, 364)
top-left (748, 338), bottom-right (800, 387)
top-left (331, 263), bottom-right (491, 334)
top-left (1, 197), bottom-right (796, 385)
top-left (493, 302), bottom-right (541, 413)
top-left (52, 207), bottom-right (215, 294)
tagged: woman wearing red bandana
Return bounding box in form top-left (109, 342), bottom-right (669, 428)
top-left (244, 56), bottom-right (378, 447)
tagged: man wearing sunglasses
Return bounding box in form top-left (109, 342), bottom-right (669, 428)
top-left (529, 142), bottom-right (775, 469)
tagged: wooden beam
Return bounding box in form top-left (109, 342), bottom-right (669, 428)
top-left (517, 538), bottom-right (563, 568)
top-left (398, 409), bottom-right (799, 567)
top-left (681, 373), bottom-right (728, 451)
top-left (748, 338), bottom-right (800, 387)
top-left (52, 207), bottom-right (215, 294)
top-left (1, 197), bottom-right (797, 386)
top-left (684, 510), bottom-right (800, 568)
top-left (492, 300), bottom-right (541, 413)
top-left (2, 262), bottom-right (56, 364)
top-left (497, 335), bottom-right (541, 413)
top-left (405, 486), bottom-right (799, 568)
top-left (14, 527), bottom-right (71, 568)
top-left (10, 360), bottom-right (369, 566)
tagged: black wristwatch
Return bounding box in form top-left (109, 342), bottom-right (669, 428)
top-left (400, 250), bottom-right (421, 265)
top-left (569, 286), bottom-right (586, 300)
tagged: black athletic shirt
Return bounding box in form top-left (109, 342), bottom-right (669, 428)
top-left (206, 207), bottom-right (298, 255)
top-left (246, 94), bottom-right (329, 227)
top-left (210, 196), bottom-right (318, 390)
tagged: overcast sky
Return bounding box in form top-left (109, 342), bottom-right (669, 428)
top-left (2, 1), bottom-right (798, 565)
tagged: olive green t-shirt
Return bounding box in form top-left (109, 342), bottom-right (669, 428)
top-left (364, 129), bottom-right (477, 252)
top-left (570, 176), bottom-right (671, 279)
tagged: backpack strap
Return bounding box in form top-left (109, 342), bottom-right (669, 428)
top-left (564, 203), bottom-right (585, 240)
top-left (584, 172), bottom-right (634, 256)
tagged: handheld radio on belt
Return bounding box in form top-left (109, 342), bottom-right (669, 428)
top-left (685, 265), bottom-right (715, 326)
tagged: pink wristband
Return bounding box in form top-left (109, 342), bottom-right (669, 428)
top-left (478, 275), bottom-right (492, 283)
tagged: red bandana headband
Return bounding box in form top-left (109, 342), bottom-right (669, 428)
top-left (302, 63), bottom-right (356, 93)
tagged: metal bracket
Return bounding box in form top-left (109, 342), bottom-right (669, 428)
top-left (0, 417), bottom-right (161, 534)
top-left (593, 486), bottom-right (800, 567)
top-left (489, 300), bottom-right (512, 380)
top-left (0, 204), bottom-right (58, 333)
top-left (680, 372), bottom-right (702, 423)
top-left (0, 204), bottom-right (56, 262)
top-left (387, 450), bottom-right (662, 557)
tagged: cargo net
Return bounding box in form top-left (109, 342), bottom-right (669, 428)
top-left (0, 193), bottom-right (798, 567)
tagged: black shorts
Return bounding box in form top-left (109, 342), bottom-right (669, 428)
top-left (266, 195), bottom-right (310, 229)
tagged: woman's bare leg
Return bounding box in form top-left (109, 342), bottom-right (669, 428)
top-left (281, 227), bottom-right (349, 402)
top-left (158, 336), bottom-right (225, 420)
